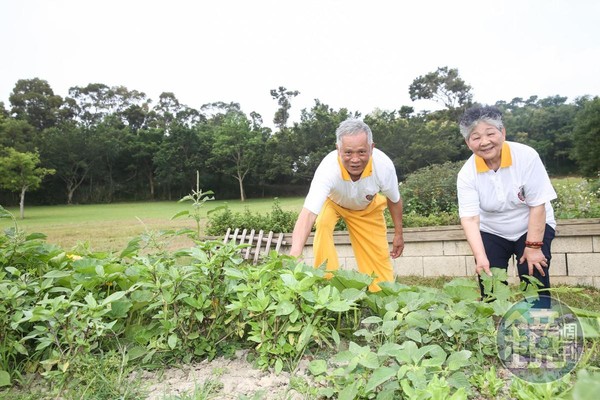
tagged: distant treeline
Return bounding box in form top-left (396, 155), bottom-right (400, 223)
top-left (1, 71), bottom-right (599, 206)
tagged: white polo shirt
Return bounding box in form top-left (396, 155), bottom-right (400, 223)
top-left (304, 148), bottom-right (401, 215)
top-left (457, 141), bottom-right (557, 241)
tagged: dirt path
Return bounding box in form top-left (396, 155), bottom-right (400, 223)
top-left (142, 351), bottom-right (313, 399)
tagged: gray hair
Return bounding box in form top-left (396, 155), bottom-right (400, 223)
top-left (336, 119), bottom-right (373, 147)
top-left (458, 106), bottom-right (504, 139)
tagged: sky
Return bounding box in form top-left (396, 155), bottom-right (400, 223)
top-left (1, 0), bottom-right (599, 128)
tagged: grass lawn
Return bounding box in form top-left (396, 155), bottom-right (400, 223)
top-left (0, 197), bottom-right (305, 252)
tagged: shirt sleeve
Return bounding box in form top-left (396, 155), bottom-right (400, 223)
top-left (457, 161), bottom-right (480, 218)
top-left (303, 157), bottom-right (334, 215)
top-left (522, 150), bottom-right (557, 207)
top-left (377, 151), bottom-right (401, 203)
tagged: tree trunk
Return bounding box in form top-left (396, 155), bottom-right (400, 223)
top-left (19, 186), bottom-right (27, 219)
top-left (67, 186), bottom-right (75, 205)
top-left (237, 176), bottom-right (246, 202)
top-left (147, 171), bottom-right (155, 199)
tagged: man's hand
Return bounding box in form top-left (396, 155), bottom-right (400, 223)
top-left (390, 233), bottom-right (404, 258)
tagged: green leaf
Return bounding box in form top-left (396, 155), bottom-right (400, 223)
top-left (326, 300), bottom-right (351, 312)
top-left (445, 350), bottom-right (472, 371)
top-left (223, 267), bottom-right (246, 279)
top-left (12, 342), bottom-right (28, 355)
top-left (126, 347), bottom-right (147, 363)
top-left (405, 328), bottom-right (422, 343)
top-left (378, 343), bottom-right (403, 357)
top-left (329, 269), bottom-right (372, 291)
top-left (358, 351), bottom-right (380, 369)
top-left (365, 366), bottom-right (397, 393)
top-left (101, 290), bottom-right (127, 306)
top-left (339, 382), bottom-right (359, 400)
top-left (43, 270), bottom-right (72, 278)
top-left (25, 232), bottom-right (46, 240)
top-left (443, 278), bottom-right (480, 301)
top-left (341, 287), bottom-right (366, 303)
top-left (168, 334), bottom-right (178, 349)
top-left (0, 370), bottom-right (10, 387)
top-left (5, 266), bottom-right (20, 276)
top-left (308, 359), bottom-right (327, 376)
top-left (95, 264), bottom-right (105, 277)
top-left (573, 370), bottom-right (600, 400)
top-left (275, 300), bottom-right (295, 316)
top-left (296, 324), bottom-right (314, 352)
top-left (332, 350), bottom-right (355, 363)
top-left (405, 311), bottom-right (429, 329)
top-left (274, 359), bottom-right (283, 374)
top-left (119, 237), bottom-right (141, 258)
top-left (420, 345), bottom-right (447, 367)
top-left (171, 210), bottom-right (189, 220)
top-left (331, 328), bottom-right (340, 347)
top-left (362, 316), bottom-right (383, 324)
top-left (107, 300), bottom-right (132, 319)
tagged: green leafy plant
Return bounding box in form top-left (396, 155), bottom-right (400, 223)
top-left (172, 171), bottom-right (216, 240)
top-left (469, 365), bottom-right (505, 399)
top-left (205, 198), bottom-right (298, 236)
top-left (400, 161), bottom-right (463, 216)
top-left (2, 205), bottom-right (600, 398)
top-left (553, 177), bottom-right (600, 219)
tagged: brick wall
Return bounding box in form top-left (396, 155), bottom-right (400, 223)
top-left (281, 219), bottom-right (600, 288)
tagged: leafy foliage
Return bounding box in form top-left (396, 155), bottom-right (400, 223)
top-left (572, 96), bottom-right (600, 177)
top-left (1, 207), bottom-right (598, 398)
top-left (400, 161), bottom-right (463, 217)
top-left (205, 198), bottom-right (298, 236)
top-left (553, 177), bottom-right (600, 219)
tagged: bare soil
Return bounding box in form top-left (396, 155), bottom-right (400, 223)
top-left (141, 350), bottom-right (314, 400)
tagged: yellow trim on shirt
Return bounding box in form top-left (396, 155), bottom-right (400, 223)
top-left (338, 156), bottom-right (374, 181)
top-left (475, 142), bottom-right (512, 172)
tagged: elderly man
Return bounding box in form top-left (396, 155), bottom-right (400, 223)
top-left (290, 119), bottom-right (404, 291)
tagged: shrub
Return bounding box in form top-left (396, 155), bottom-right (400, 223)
top-left (206, 198), bottom-right (298, 235)
top-left (553, 177), bottom-right (600, 219)
top-left (400, 161), bottom-right (463, 216)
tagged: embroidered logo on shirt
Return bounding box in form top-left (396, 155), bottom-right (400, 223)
top-left (517, 186), bottom-right (526, 202)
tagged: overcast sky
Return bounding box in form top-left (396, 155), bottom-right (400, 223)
top-left (1, 0), bottom-right (599, 128)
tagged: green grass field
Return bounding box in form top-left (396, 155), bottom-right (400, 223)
top-left (0, 197), bottom-right (305, 252)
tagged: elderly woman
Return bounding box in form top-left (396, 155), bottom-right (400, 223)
top-left (457, 106), bottom-right (557, 308)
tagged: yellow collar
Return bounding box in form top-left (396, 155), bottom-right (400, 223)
top-left (338, 156), bottom-right (373, 181)
top-left (475, 142), bottom-right (512, 172)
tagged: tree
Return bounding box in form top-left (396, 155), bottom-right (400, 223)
top-left (154, 123), bottom-right (209, 200)
top-left (67, 83), bottom-right (153, 129)
top-left (38, 125), bottom-right (96, 204)
top-left (409, 67), bottom-right (473, 109)
top-left (209, 111), bottom-right (264, 201)
top-left (0, 147), bottom-right (54, 218)
top-left (499, 96), bottom-right (578, 174)
top-left (270, 86), bottom-right (300, 130)
top-left (0, 118), bottom-right (37, 153)
top-left (152, 92), bottom-right (203, 132)
top-left (123, 127), bottom-right (163, 199)
top-left (9, 78), bottom-right (65, 131)
top-left (572, 96), bottom-right (600, 177)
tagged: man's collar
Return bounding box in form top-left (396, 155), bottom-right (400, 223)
top-left (475, 142), bottom-right (512, 172)
top-left (338, 156), bottom-right (373, 181)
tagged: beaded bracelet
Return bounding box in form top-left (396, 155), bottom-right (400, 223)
top-left (525, 240), bottom-right (543, 249)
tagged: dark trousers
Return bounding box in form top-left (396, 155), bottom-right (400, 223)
top-left (478, 224), bottom-right (556, 308)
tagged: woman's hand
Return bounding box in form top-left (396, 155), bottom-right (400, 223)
top-left (519, 247), bottom-right (548, 276)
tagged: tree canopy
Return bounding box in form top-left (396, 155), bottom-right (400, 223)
top-left (0, 71), bottom-right (596, 207)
